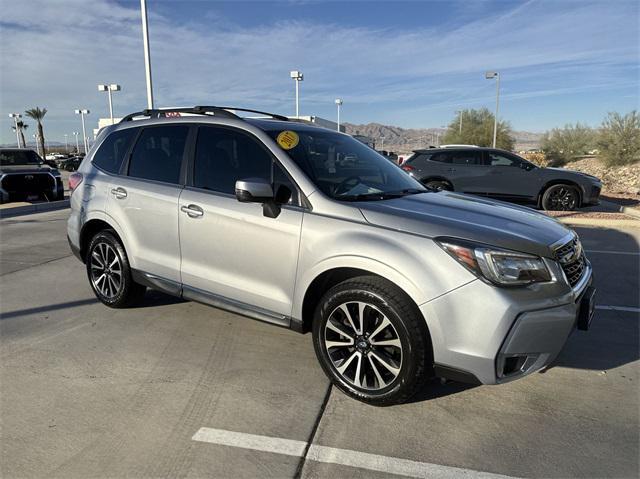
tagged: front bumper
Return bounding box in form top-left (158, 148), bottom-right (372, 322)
top-left (421, 262), bottom-right (593, 385)
top-left (582, 184), bottom-right (602, 206)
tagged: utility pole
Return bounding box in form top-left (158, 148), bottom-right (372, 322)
top-left (485, 71), bottom-right (500, 148)
top-left (140, 0), bottom-right (154, 109)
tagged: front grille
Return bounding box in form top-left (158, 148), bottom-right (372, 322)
top-left (554, 236), bottom-right (586, 288)
top-left (1, 173), bottom-right (54, 194)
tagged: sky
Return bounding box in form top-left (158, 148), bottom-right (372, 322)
top-left (0, 0), bottom-right (638, 144)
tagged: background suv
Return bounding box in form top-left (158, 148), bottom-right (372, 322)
top-left (0, 148), bottom-right (65, 203)
top-left (67, 106), bottom-right (594, 405)
top-left (401, 147), bottom-right (602, 210)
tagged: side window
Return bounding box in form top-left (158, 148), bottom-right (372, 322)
top-left (128, 126), bottom-right (188, 184)
top-left (194, 126), bottom-right (272, 195)
top-left (447, 151), bottom-right (482, 166)
top-left (487, 152), bottom-right (521, 167)
top-left (92, 128), bottom-right (137, 174)
top-left (429, 152), bottom-right (451, 163)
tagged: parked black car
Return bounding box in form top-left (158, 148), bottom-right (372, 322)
top-left (401, 147), bottom-right (602, 210)
top-left (0, 149), bottom-right (65, 203)
top-left (58, 156), bottom-right (83, 171)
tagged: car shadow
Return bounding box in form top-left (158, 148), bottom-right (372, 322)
top-left (405, 377), bottom-right (477, 404)
top-left (129, 289), bottom-right (185, 308)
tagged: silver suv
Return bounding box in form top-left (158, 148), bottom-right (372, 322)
top-left (67, 106), bottom-right (595, 405)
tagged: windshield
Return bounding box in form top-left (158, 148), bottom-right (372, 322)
top-left (265, 126), bottom-right (427, 201)
top-left (0, 150), bottom-right (43, 166)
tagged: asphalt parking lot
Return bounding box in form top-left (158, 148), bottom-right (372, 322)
top-left (1, 209), bottom-right (638, 478)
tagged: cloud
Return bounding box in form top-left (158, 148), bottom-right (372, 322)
top-left (0, 0), bottom-right (637, 142)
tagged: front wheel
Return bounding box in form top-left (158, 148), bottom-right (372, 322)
top-left (312, 276), bottom-right (431, 406)
top-left (541, 184), bottom-right (580, 211)
top-left (86, 230), bottom-right (146, 308)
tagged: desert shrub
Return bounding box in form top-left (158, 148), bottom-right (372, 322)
top-left (540, 123), bottom-right (596, 165)
top-left (597, 111), bottom-right (640, 166)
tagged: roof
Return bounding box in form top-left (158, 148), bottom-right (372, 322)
top-left (413, 146), bottom-right (507, 154)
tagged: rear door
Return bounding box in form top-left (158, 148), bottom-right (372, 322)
top-left (442, 150), bottom-right (489, 194)
top-left (105, 124), bottom-right (190, 283)
top-left (178, 125), bottom-right (303, 317)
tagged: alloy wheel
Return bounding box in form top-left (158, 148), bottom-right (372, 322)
top-left (323, 301), bottom-right (403, 390)
top-left (90, 242), bottom-right (123, 299)
top-left (548, 187), bottom-right (577, 210)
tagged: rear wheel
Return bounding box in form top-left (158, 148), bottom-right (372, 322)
top-left (423, 179), bottom-right (452, 191)
top-left (86, 231), bottom-right (146, 308)
top-left (541, 184), bottom-right (580, 211)
top-left (312, 276), bottom-right (431, 406)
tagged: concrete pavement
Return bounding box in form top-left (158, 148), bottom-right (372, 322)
top-left (1, 210), bottom-right (638, 478)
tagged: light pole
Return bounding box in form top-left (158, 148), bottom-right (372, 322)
top-left (64, 134), bottom-right (69, 154)
top-left (140, 0), bottom-right (154, 109)
top-left (9, 113), bottom-right (22, 147)
top-left (98, 84), bottom-right (121, 124)
top-left (75, 109), bottom-right (90, 154)
top-left (455, 110), bottom-right (463, 135)
top-left (485, 71), bottom-right (500, 148)
top-left (33, 134), bottom-right (40, 155)
top-left (290, 70), bottom-right (303, 117)
top-left (335, 98), bottom-right (343, 131)
top-left (73, 132), bottom-right (80, 154)
top-left (380, 136), bottom-right (385, 150)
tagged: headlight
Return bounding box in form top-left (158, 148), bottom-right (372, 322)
top-left (437, 238), bottom-right (552, 286)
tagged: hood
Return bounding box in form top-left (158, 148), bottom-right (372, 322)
top-left (358, 191), bottom-right (572, 258)
top-left (0, 164), bottom-right (57, 174)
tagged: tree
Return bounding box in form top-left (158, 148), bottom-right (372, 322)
top-left (540, 123), bottom-right (596, 165)
top-left (597, 111), bottom-right (640, 166)
top-left (25, 107), bottom-right (47, 157)
top-left (11, 121), bottom-right (28, 148)
top-left (442, 108), bottom-right (515, 150)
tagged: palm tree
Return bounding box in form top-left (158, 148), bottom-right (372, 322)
top-left (25, 107), bottom-right (47, 157)
top-left (11, 121), bottom-right (28, 148)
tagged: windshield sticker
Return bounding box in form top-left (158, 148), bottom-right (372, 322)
top-left (276, 130), bottom-right (299, 150)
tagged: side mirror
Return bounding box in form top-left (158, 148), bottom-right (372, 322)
top-left (235, 178), bottom-right (274, 203)
top-left (235, 178), bottom-right (281, 218)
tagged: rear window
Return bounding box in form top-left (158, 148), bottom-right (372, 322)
top-left (0, 150), bottom-right (42, 166)
top-left (92, 128), bottom-right (137, 174)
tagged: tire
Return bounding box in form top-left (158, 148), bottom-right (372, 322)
top-left (423, 179), bottom-right (452, 191)
top-left (86, 230), bottom-right (146, 308)
top-left (312, 276), bottom-right (431, 406)
top-left (541, 184), bottom-right (580, 211)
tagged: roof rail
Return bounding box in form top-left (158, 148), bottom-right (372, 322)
top-left (119, 105), bottom-right (289, 123)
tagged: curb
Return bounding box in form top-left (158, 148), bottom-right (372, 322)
top-left (556, 216), bottom-right (640, 228)
top-left (0, 200), bottom-right (70, 219)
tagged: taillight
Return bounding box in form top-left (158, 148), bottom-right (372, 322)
top-left (401, 164), bottom-right (414, 172)
top-left (69, 172), bottom-right (83, 192)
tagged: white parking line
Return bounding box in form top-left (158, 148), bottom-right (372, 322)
top-left (192, 427), bottom-right (518, 479)
top-left (596, 305), bottom-right (640, 313)
top-left (585, 249), bottom-right (639, 255)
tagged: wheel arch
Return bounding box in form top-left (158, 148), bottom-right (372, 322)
top-left (79, 213), bottom-right (128, 263)
top-left (296, 260), bottom-right (425, 335)
top-left (420, 176), bottom-right (453, 187)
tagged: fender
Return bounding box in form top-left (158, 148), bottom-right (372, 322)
top-left (80, 209), bottom-right (140, 270)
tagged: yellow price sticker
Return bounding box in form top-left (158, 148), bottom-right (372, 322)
top-left (276, 130), bottom-right (299, 150)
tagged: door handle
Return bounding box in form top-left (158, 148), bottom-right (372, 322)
top-left (110, 187), bottom-right (127, 199)
top-left (181, 204), bottom-right (204, 218)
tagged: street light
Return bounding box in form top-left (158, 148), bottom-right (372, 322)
top-left (334, 98), bottom-right (343, 131)
top-left (98, 84), bottom-right (121, 124)
top-left (380, 136), bottom-right (385, 150)
top-left (140, 0), bottom-right (154, 109)
top-left (64, 134), bottom-right (69, 154)
top-left (290, 70), bottom-right (303, 117)
top-left (74, 109), bottom-right (90, 154)
top-left (32, 134), bottom-right (40, 155)
top-left (73, 132), bottom-right (80, 154)
top-left (485, 71), bottom-right (500, 148)
top-left (9, 113), bottom-right (22, 147)
top-left (455, 110), bottom-right (463, 135)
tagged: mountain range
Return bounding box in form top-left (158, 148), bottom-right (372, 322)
top-left (343, 123), bottom-right (543, 153)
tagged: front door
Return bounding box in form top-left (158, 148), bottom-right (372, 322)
top-left (482, 150), bottom-right (540, 200)
top-left (178, 125), bottom-right (303, 317)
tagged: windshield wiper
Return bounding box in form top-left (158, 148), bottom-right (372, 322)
top-left (338, 188), bottom-right (427, 202)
